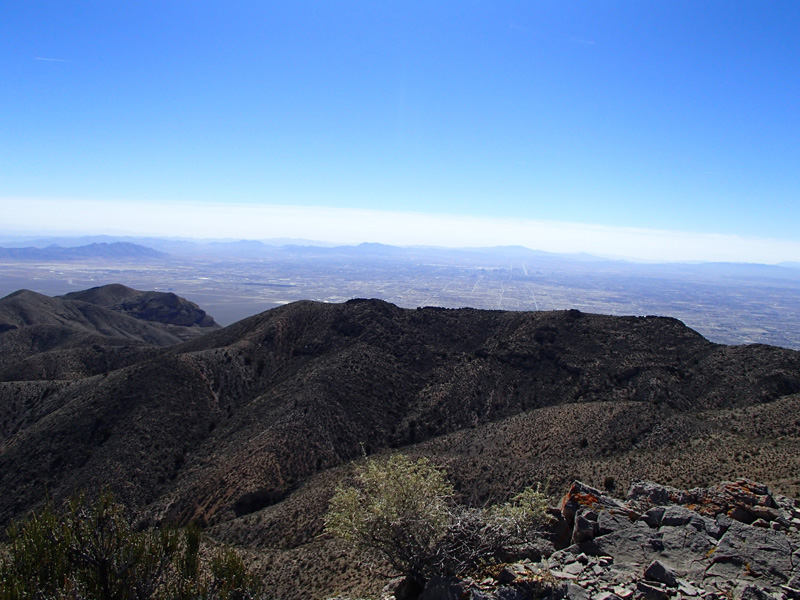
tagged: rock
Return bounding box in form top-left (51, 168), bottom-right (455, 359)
top-left (635, 581), bottom-right (669, 600)
top-left (597, 509), bottom-right (635, 536)
top-left (677, 580), bottom-right (701, 596)
top-left (550, 570), bottom-right (578, 580)
top-left (748, 504), bottom-right (781, 521)
top-left (494, 588), bottom-right (528, 600)
top-left (641, 507), bottom-right (666, 528)
top-left (565, 584), bottom-right (590, 600)
top-left (612, 586), bottom-right (633, 599)
top-left (406, 479), bottom-right (800, 600)
top-left (418, 577), bottom-right (467, 600)
top-left (590, 521), bottom-right (654, 567)
top-left (643, 560), bottom-right (678, 588)
top-left (496, 567), bottom-right (516, 584)
top-left (661, 505), bottom-right (694, 526)
top-left (727, 505), bottom-right (756, 524)
top-left (628, 481), bottom-right (687, 506)
top-left (573, 514), bottom-right (598, 544)
top-left (740, 586), bottom-right (773, 600)
top-left (655, 524), bottom-right (716, 578)
top-left (689, 514), bottom-right (724, 538)
top-left (781, 586), bottom-right (800, 600)
top-left (710, 519), bottom-right (794, 584)
top-left (561, 482), bottom-right (628, 527)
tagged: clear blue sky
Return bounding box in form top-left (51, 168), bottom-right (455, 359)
top-left (2, 2), bottom-right (800, 262)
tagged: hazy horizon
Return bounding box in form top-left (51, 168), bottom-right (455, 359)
top-left (5, 199), bottom-right (800, 265)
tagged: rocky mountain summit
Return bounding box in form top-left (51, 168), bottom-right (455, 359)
top-left (394, 479), bottom-right (800, 600)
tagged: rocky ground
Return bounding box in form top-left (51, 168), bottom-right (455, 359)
top-left (370, 479), bottom-right (800, 600)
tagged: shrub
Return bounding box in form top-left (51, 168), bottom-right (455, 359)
top-left (325, 454), bottom-right (551, 585)
top-left (488, 484), bottom-right (550, 542)
top-left (0, 491), bottom-right (263, 600)
top-left (325, 454), bottom-right (453, 582)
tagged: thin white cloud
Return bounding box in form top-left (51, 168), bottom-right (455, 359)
top-left (4, 197), bottom-right (800, 264)
top-left (34, 57), bottom-right (68, 62)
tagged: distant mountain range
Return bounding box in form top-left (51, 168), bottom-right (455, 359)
top-left (1, 285), bottom-right (799, 598)
top-left (0, 242), bottom-right (167, 261)
top-left (2, 236), bottom-right (800, 277)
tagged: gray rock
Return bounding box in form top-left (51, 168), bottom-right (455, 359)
top-left (494, 587), bottom-right (528, 600)
top-left (643, 560), bottom-right (678, 588)
top-left (628, 481), bottom-right (687, 506)
top-left (591, 521), bottom-right (653, 568)
top-left (573, 514), bottom-right (598, 544)
top-left (496, 567), bottom-right (516, 584)
top-left (597, 508), bottom-right (635, 536)
top-left (641, 507), bottom-right (665, 528)
top-left (728, 505), bottom-right (756, 524)
top-left (740, 586), bottom-right (772, 600)
top-left (782, 583), bottom-right (800, 600)
top-left (689, 514), bottom-right (724, 539)
top-left (419, 577), bottom-right (467, 600)
top-left (591, 593), bottom-right (621, 600)
top-left (565, 584), bottom-right (590, 600)
top-left (550, 569), bottom-right (578, 581)
top-left (677, 579), bottom-right (701, 596)
top-left (611, 586), bottom-right (633, 599)
top-left (635, 581), bottom-right (669, 600)
top-left (711, 519), bottom-right (794, 584)
top-left (660, 505), bottom-right (694, 526)
top-left (563, 562), bottom-right (585, 576)
top-left (748, 504), bottom-right (781, 522)
top-left (657, 523), bottom-right (716, 576)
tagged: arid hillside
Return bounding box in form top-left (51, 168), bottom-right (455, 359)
top-left (1, 290), bottom-right (799, 598)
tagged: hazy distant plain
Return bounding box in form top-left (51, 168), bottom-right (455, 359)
top-left (1, 242), bottom-right (799, 350)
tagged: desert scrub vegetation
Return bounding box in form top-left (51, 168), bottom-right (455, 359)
top-left (0, 491), bottom-right (263, 600)
top-left (325, 453), bottom-right (549, 587)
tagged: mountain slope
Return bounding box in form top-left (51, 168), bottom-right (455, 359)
top-left (2, 298), bottom-right (799, 525)
top-left (0, 285), bottom-right (219, 379)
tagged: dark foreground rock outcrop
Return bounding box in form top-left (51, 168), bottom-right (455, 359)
top-left (401, 479), bottom-right (800, 600)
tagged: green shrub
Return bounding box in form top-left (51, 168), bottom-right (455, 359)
top-left (325, 454), bottom-right (550, 585)
top-left (325, 454), bottom-right (454, 582)
top-left (0, 492), bottom-right (263, 600)
top-left (488, 484), bottom-right (550, 542)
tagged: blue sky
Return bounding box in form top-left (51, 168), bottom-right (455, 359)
top-left (2, 2), bottom-right (800, 262)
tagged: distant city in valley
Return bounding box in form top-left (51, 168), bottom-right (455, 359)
top-left (1, 235), bottom-right (800, 350)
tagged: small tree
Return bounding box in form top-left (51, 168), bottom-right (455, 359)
top-left (325, 454), bottom-right (453, 583)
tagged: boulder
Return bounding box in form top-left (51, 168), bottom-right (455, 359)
top-left (643, 560), bottom-right (678, 588)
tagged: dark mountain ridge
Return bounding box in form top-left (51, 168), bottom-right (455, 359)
top-left (0, 285), bottom-right (219, 380)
